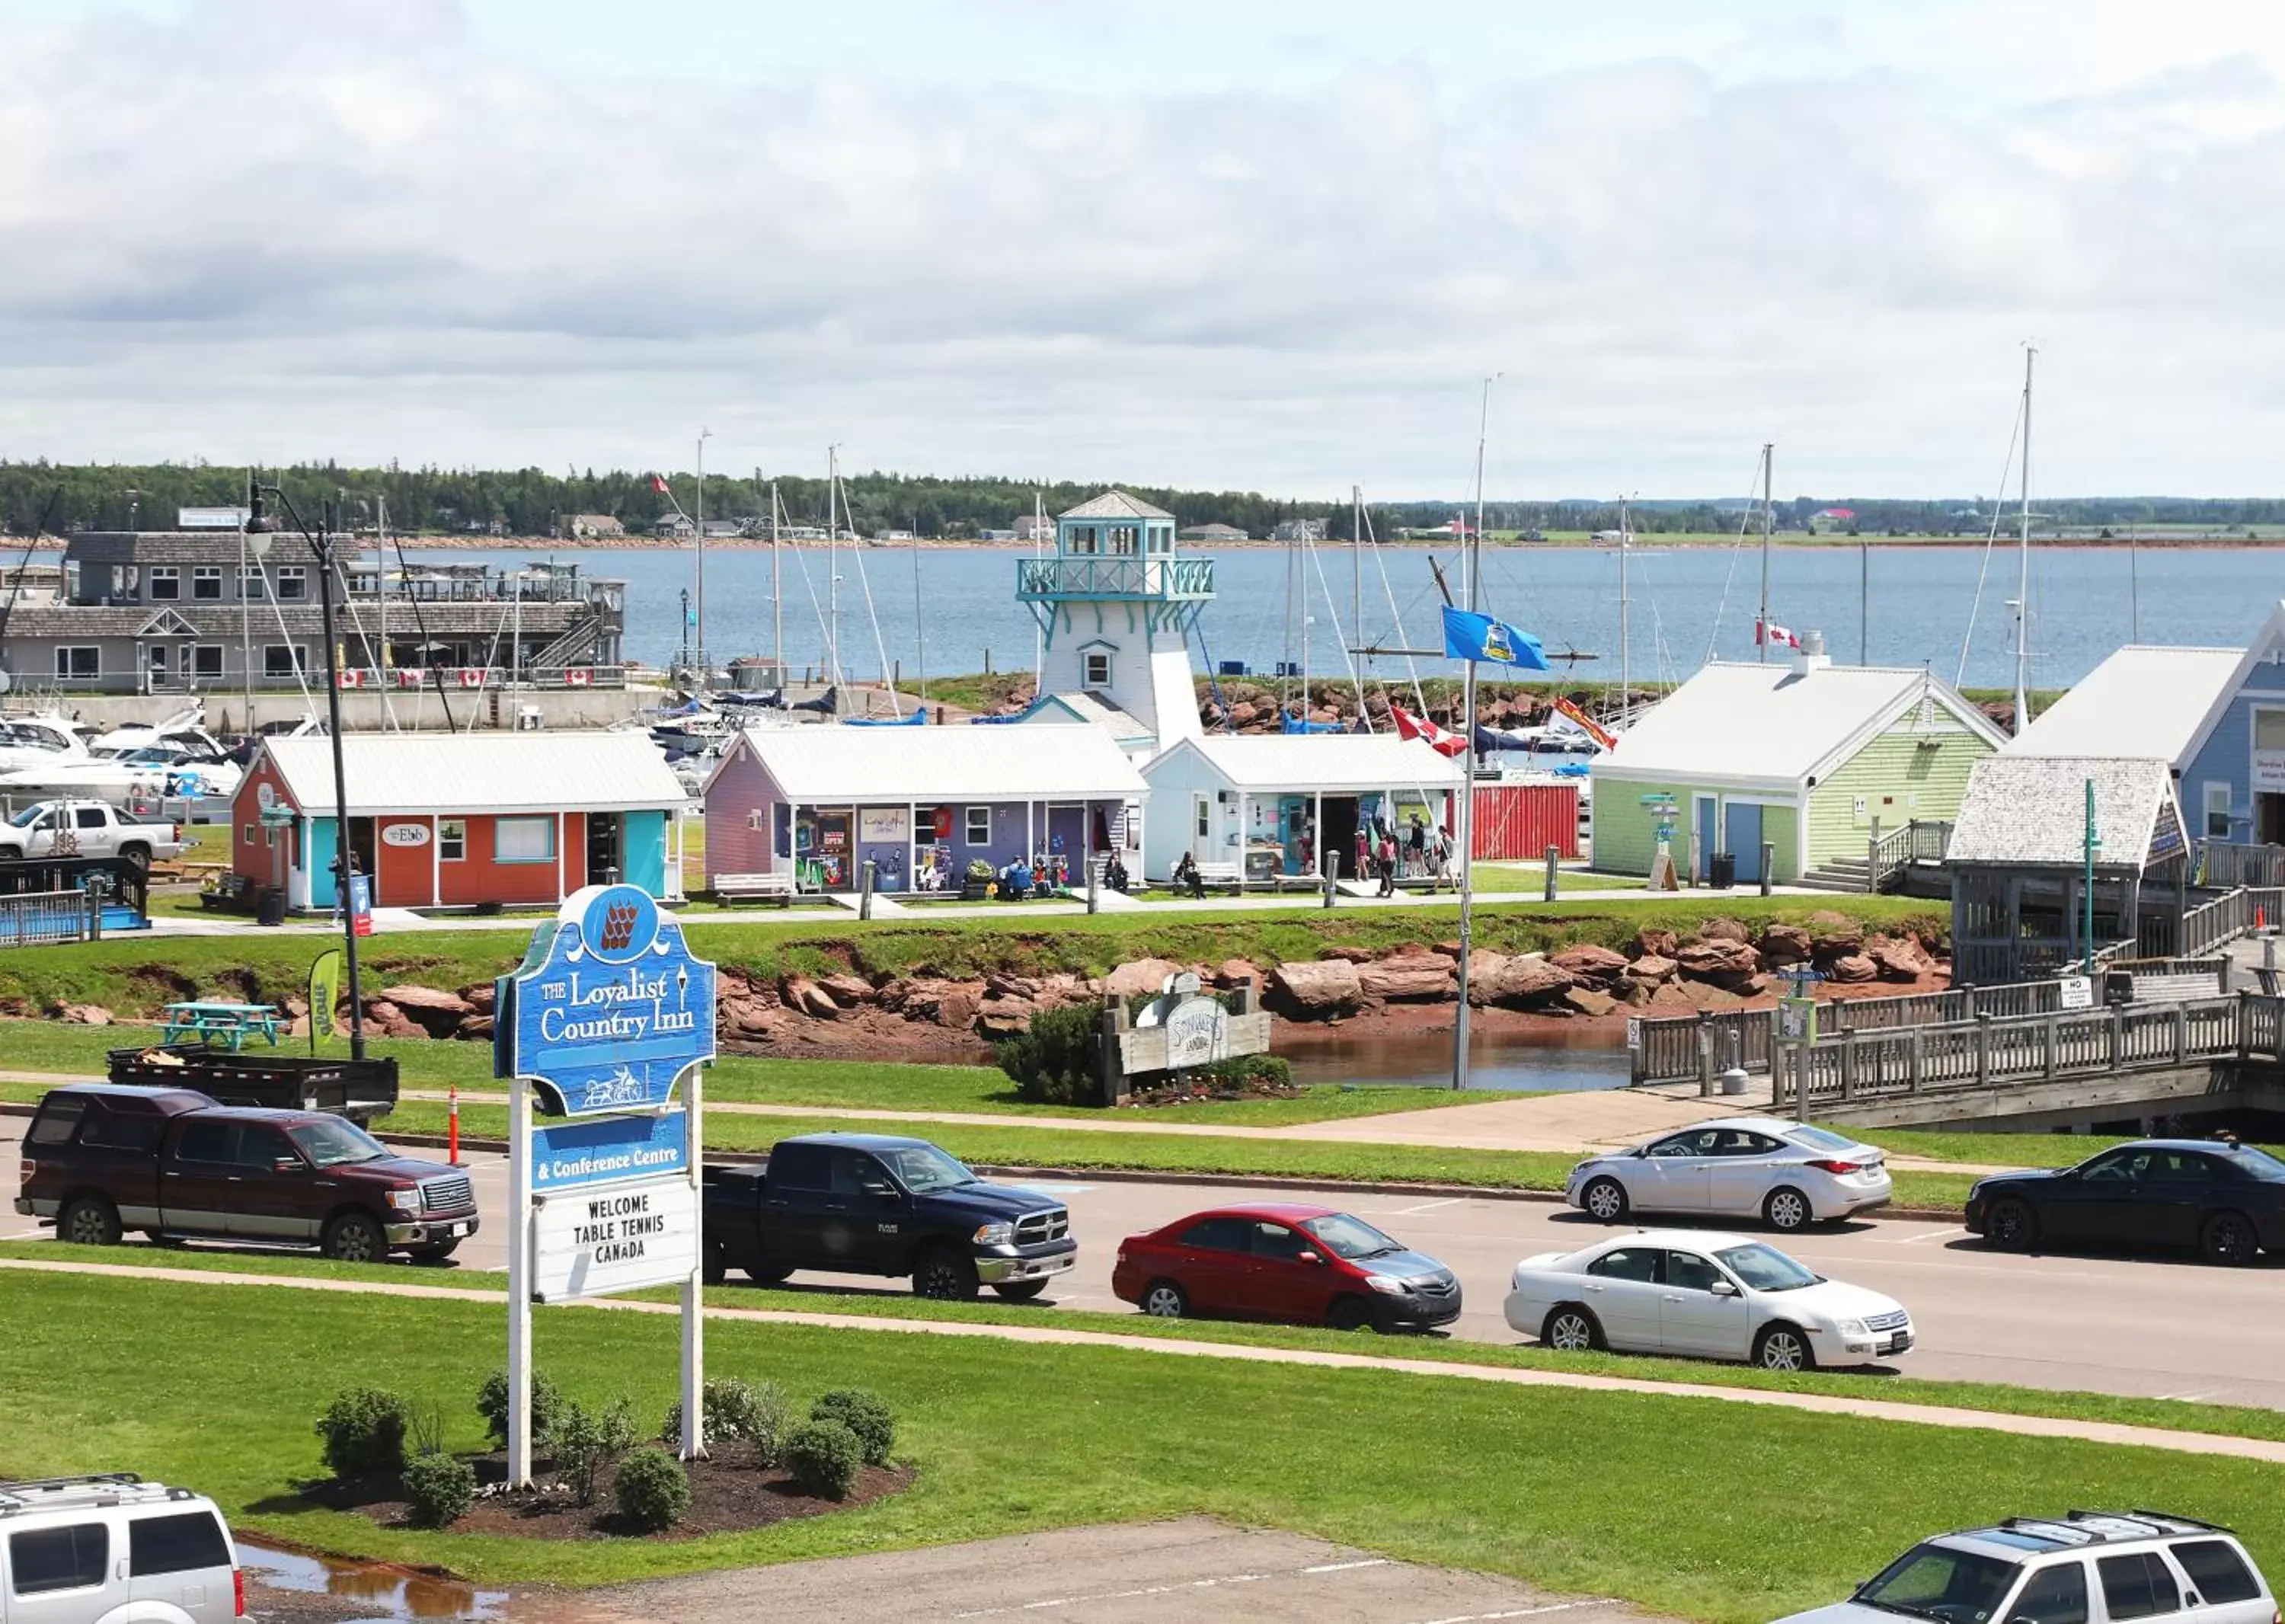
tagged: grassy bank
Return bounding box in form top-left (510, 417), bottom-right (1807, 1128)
top-left (0, 895), bottom-right (1941, 1018)
top-left (5, 1270), bottom-right (2281, 1619)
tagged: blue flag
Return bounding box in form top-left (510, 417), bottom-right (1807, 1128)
top-left (1442, 605), bottom-right (1550, 670)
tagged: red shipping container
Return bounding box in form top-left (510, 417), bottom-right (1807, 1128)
top-left (1471, 782), bottom-right (1580, 861)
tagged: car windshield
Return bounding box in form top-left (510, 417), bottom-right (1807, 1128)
top-left (7, 805), bottom-right (44, 827)
top-left (1855, 1542), bottom-right (2023, 1623)
top-left (1300, 1213), bottom-right (1406, 1260)
top-left (1788, 1125), bottom-right (1860, 1152)
top-left (1714, 1242), bottom-right (1820, 1292)
top-left (286, 1119), bottom-right (389, 1168)
top-left (877, 1145), bottom-right (977, 1193)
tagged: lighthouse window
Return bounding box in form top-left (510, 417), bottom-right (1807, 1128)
top-left (1108, 524), bottom-right (1138, 555)
top-left (1068, 526), bottom-right (1098, 555)
top-left (1083, 651), bottom-right (1113, 687)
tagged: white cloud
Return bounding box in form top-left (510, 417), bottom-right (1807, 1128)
top-left (0, 0), bottom-right (2281, 495)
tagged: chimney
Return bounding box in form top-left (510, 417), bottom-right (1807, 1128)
top-left (1794, 629), bottom-right (1831, 674)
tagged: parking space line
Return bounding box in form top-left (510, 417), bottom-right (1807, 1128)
top-left (1384, 1197), bottom-right (1465, 1216)
top-left (1417, 1597), bottom-right (1616, 1624)
top-left (948, 1557), bottom-right (1393, 1618)
top-left (1304, 1559), bottom-right (1392, 1574)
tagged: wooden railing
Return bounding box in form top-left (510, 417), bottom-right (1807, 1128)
top-left (1777, 994), bottom-right (2278, 1109)
top-left (2178, 887), bottom-right (2285, 956)
top-left (2198, 841), bottom-right (2285, 890)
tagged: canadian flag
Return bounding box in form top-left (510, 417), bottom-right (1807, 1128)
top-left (1756, 618), bottom-right (1799, 649)
top-left (650, 474), bottom-right (670, 494)
top-left (1390, 703), bottom-right (1469, 759)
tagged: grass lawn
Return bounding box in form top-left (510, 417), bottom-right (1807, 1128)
top-left (5, 1270), bottom-right (2283, 1619)
top-left (13, 1241), bottom-right (2285, 1450)
top-left (0, 1022), bottom-right (1520, 1128)
top-left (0, 895), bottom-right (1944, 1018)
top-left (1472, 865), bottom-right (1645, 893)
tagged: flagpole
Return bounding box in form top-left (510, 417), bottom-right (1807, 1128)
top-left (1450, 515), bottom-right (1481, 1092)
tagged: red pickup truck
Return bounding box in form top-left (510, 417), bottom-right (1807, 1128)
top-left (14, 1084), bottom-right (480, 1262)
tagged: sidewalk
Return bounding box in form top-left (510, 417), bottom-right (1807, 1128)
top-left (8, 1256), bottom-right (2276, 1464)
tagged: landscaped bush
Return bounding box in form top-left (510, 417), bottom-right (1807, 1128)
top-left (612, 1448), bottom-right (692, 1533)
top-left (662, 1377), bottom-right (791, 1463)
top-left (477, 1367), bottom-right (564, 1446)
top-left (401, 1452), bottom-right (475, 1528)
top-left (313, 1386), bottom-right (410, 1479)
top-left (993, 1001), bottom-right (1104, 1106)
top-left (810, 1389), bottom-right (894, 1466)
top-left (784, 1417), bottom-right (863, 1498)
top-left (548, 1395), bottom-right (637, 1506)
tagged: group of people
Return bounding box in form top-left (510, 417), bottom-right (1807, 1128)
top-left (1358, 811), bottom-right (1454, 897)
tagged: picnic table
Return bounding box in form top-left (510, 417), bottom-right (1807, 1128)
top-left (159, 1000), bottom-right (284, 1050)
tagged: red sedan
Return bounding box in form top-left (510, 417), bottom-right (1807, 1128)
top-left (1111, 1202), bottom-right (1463, 1331)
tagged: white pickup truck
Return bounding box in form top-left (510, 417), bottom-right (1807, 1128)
top-left (0, 799), bottom-right (184, 866)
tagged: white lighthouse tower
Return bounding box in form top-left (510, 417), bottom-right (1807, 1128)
top-left (1017, 491), bottom-right (1215, 756)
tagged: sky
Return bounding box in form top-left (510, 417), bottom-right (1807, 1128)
top-left (4, 0), bottom-right (2283, 500)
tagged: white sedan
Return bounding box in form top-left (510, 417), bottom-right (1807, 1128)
top-left (1564, 1116), bottom-right (1892, 1232)
top-left (1502, 1229), bottom-right (1915, 1370)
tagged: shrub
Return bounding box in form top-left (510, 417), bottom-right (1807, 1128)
top-left (784, 1418), bottom-right (863, 1499)
top-left (400, 1453), bottom-right (475, 1529)
top-left (993, 1001), bottom-right (1104, 1106)
top-left (661, 1378), bottom-right (791, 1464)
top-left (548, 1395), bottom-right (637, 1506)
top-left (313, 1386), bottom-right (409, 1479)
top-left (810, 1389), bottom-right (894, 1466)
top-left (612, 1448), bottom-right (691, 1533)
top-left (477, 1368), bottom-right (563, 1447)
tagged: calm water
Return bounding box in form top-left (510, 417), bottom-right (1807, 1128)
top-left (407, 541), bottom-right (2285, 692)
top-left (1280, 1025), bottom-right (1632, 1092)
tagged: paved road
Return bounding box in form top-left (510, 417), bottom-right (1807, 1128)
top-left (9, 1120), bottom-right (2283, 1409)
top-left (574, 1517), bottom-right (1670, 1624)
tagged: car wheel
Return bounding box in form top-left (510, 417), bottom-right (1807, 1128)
top-left (1325, 1295), bottom-right (1375, 1332)
top-left (117, 843), bottom-right (150, 870)
top-left (59, 1195), bottom-right (122, 1247)
top-left (1542, 1305), bottom-right (1603, 1352)
top-left (913, 1245), bottom-right (980, 1301)
top-left (1581, 1176), bottom-right (1630, 1223)
top-left (321, 1210), bottom-right (386, 1264)
top-left (992, 1280), bottom-right (1050, 1302)
top-left (2200, 1210), bottom-right (2258, 1268)
top-left (743, 1264), bottom-right (793, 1286)
top-left (1753, 1323), bottom-right (1815, 1371)
top-left (1984, 1196), bottom-right (2039, 1252)
top-left (1763, 1186), bottom-right (1812, 1232)
top-left (1141, 1280), bottom-right (1189, 1319)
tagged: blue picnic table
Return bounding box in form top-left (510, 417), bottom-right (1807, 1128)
top-left (160, 1001), bottom-right (284, 1050)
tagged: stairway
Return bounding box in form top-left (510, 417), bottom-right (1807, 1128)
top-left (529, 610), bottom-right (603, 673)
top-left (1795, 856), bottom-right (1878, 894)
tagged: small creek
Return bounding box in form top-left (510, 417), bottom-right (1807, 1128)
top-left (1280, 1025), bottom-right (1630, 1092)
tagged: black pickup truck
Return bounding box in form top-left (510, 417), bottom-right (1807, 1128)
top-left (701, 1133), bottom-right (1077, 1300)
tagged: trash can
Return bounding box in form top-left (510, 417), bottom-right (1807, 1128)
top-left (1708, 852), bottom-right (1737, 890)
top-left (256, 886), bottom-right (287, 928)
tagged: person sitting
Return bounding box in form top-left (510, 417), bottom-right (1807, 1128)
top-left (999, 858), bottom-right (1032, 900)
top-left (1103, 852), bottom-right (1130, 892)
top-left (1172, 852), bottom-right (1205, 899)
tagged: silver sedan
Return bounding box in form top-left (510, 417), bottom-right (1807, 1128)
top-left (1564, 1116), bottom-right (1893, 1232)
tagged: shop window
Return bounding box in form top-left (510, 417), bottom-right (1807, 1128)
top-left (274, 565), bottom-right (308, 601)
top-left (438, 819), bottom-right (466, 862)
top-left (965, 806), bottom-right (992, 846)
top-left (2204, 783), bottom-right (2232, 839)
top-left (193, 645), bottom-right (224, 678)
top-left (54, 646), bottom-right (99, 679)
top-left (495, 817), bottom-right (554, 863)
top-left (148, 566), bottom-right (181, 600)
top-left (263, 645), bottom-right (305, 678)
top-left (192, 566), bottom-right (222, 600)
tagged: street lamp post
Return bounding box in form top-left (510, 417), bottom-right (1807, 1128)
top-left (248, 473), bottom-right (367, 1060)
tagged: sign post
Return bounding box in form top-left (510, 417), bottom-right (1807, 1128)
top-left (494, 884), bottom-right (716, 1484)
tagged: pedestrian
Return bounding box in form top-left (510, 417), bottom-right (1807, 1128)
top-left (1376, 833), bottom-right (1397, 897)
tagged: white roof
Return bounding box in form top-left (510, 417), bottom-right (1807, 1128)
top-left (1149, 733), bottom-right (1464, 791)
top-left (1948, 756), bottom-right (2181, 869)
top-left (2005, 645), bottom-right (2242, 768)
top-left (263, 731), bottom-right (687, 817)
top-left (1032, 690), bottom-right (1155, 741)
top-left (1595, 660), bottom-right (2004, 790)
top-left (719, 722), bottom-right (1147, 801)
top-left (1059, 489), bottom-right (1173, 522)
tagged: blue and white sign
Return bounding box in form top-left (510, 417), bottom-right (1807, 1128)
top-left (530, 1110), bottom-right (689, 1192)
top-left (495, 883), bottom-right (717, 1117)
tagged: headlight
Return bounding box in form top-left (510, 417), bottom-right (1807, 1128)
top-left (1835, 1318), bottom-right (1868, 1338)
top-left (385, 1189), bottom-right (421, 1213)
top-left (972, 1222), bottom-right (1014, 1246)
top-left (1365, 1274), bottom-right (1411, 1295)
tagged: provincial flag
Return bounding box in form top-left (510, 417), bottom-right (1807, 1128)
top-left (1389, 703), bottom-right (1470, 759)
top-left (1441, 605), bottom-right (1550, 670)
top-left (1756, 618), bottom-right (1800, 649)
top-left (650, 474), bottom-right (670, 494)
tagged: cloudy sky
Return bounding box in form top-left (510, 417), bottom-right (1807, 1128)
top-left (5, 0), bottom-right (2282, 498)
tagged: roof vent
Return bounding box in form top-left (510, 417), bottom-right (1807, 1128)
top-left (1793, 630), bottom-right (1831, 673)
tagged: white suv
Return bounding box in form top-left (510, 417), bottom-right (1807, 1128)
top-left (0, 1474), bottom-right (241, 1624)
top-left (1774, 1511), bottom-right (2277, 1624)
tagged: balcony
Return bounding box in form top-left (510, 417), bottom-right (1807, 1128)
top-left (1015, 555), bottom-right (1215, 603)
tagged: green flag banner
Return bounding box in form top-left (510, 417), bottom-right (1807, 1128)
top-left (308, 949), bottom-right (341, 1054)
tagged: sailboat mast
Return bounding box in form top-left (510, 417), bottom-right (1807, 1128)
top-left (768, 475), bottom-right (782, 689)
top-left (1451, 513), bottom-right (1480, 1093)
top-left (694, 427), bottom-right (711, 681)
top-left (1472, 375), bottom-right (1497, 610)
top-left (2015, 347), bottom-right (2035, 735)
top-left (1757, 443), bottom-right (1773, 662)
top-left (1618, 494), bottom-right (1631, 730)
top-left (1032, 489), bottom-right (1046, 695)
top-left (826, 446), bottom-right (842, 692)
top-left (1352, 483), bottom-right (1366, 721)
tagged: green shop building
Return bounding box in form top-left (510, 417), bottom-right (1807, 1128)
top-left (1590, 638), bottom-right (2006, 887)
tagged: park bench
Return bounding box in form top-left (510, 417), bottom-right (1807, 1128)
top-left (712, 871), bottom-right (797, 906)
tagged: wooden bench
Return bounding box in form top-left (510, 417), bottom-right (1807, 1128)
top-left (1190, 861), bottom-right (1244, 893)
top-left (711, 871), bottom-right (797, 906)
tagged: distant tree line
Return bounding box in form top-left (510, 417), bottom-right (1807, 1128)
top-left (4, 459), bottom-right (2283, 541)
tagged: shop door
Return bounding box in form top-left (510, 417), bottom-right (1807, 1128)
top-left (586, 813), bottom-right (623, 886)
top-left (1728, 804), bottom-right (1764, 881)
top-left (347, 818), bottom-right (378, 894)
top-left (2259, 794), bottom-right (2285, 846)
top-left (1321, 797), bottom-right (1360, 881)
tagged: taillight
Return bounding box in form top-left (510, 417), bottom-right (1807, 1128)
top-left (1807, 1159), bottom-right (1862, 1175)
top-left (18, 1159), bottom-right (34, 1180)
top-left (235, 1568), bottom-right (246, 1617)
